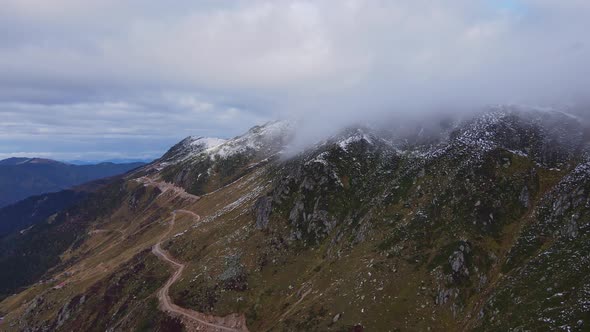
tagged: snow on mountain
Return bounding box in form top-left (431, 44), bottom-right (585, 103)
top-left (189, 137), bottom-right (227, 149)
top-left (396, 106), bottom-right (587, 169)
top-left (153, 106), bottom-right (586, 184)
top-left (207, 121), bottom-right (293, 159)
top-left (158, 121), bottom-right (293, 167)
top-left (337, 129), bottom-right (375, 152)
top-left (158, 136), bottom-right (227, 164)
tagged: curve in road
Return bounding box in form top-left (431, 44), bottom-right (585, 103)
top-left (153, 209), bottom-right (248, 332)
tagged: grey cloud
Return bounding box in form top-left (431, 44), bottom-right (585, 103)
top-left (0, 1), bottom-right (588, 159)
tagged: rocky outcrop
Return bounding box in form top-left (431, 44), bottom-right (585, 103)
top-left (254, 196), bottom-right (272, 230)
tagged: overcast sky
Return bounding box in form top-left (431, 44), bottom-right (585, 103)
top-left (1, 0), bottom-right (589, 161)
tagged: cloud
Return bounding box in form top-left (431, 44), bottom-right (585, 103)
top-left (0, 94), bottom-right (267, 160)
top-left (0, 0), bottom-right (588, 159)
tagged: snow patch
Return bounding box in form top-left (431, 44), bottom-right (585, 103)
top-left (338, 131), bottom-right (374, 152)
top-left (189, 137), bottom-right (227, 149)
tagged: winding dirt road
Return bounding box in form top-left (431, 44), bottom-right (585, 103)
top-left (152, 208), bottom-right (248, 332)
top-left (139, 177), bottom-right (199, 201)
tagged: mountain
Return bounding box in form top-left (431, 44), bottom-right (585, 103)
top-left (0, 158), bottom-right (59, 166)
top-left (66, 158), bottom-right (154, 165)
top-left (0, 108), bottom-right (589, 331)
top-left (0, 177), bottom-right (117, 238)
top-left (0, 158), bottom-right (146, 208)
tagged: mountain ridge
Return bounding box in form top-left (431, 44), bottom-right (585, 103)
top-left (0, 158), bottom-right (146, 208)
top-left (1, 107), bottom-right (589, 331)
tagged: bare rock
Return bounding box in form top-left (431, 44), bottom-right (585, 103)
top-left (254, 196), bottom-right (272, 230)
top-left (332, 313), bottom-right (342, 323)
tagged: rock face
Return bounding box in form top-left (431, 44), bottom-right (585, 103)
top-left (254, 196), bottom-right (272, 230)
top-left (482, 160), bottom-right (590, 330)
top-left (450, 250), bottom-right (465, 274)
top-left (332, 313), bottom-right (342, 323)
top-left (218, 254), bottom-right (247, 291)
top-left (519, 186), bottom-right (530, 208)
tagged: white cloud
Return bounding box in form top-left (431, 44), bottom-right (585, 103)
top-left (0, 0), bottom-right (588, 159)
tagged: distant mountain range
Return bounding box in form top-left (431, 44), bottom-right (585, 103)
top-left (0, 158), bottom-right (145, 208)
top-left (65, 158), bottom-right (154, 165)
top-left (0, 176), bottom-right (117, 237)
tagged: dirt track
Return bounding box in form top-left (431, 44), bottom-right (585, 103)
top-left (139, 177), bottom-right (199, 201)
top-left (146, 181), bottom-right (248, 332)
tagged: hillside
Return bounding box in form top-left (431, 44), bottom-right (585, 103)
top-left (0, 176), bottom-right (122, 238)
top-left (0, 158), bottom-right (145, 208)
top-left (0, 107), bottom-right (589, 331)
top-left (0, 190), bottom-right (88, 238)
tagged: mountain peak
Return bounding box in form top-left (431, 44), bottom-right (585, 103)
top-left (159, 136), bottom-right (227, 163)
top-left (159, 121), bottom-right (294, 166)
top-left (186, 136), bottom-right (227, 150)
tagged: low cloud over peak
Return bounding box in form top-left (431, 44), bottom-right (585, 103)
top-left (0, 1), bottom-right (588, 159)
